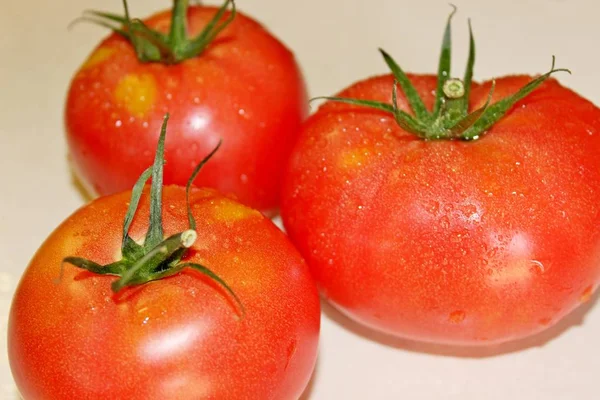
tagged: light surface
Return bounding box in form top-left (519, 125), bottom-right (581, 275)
top-left (1, 0), bottom-right (599, 399)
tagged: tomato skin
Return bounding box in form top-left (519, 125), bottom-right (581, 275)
top-left (281, 73), bottom-right (600, 345)
top-left (65, 6), bottom-right (307, 212)
top-left (9, 187), bottom-right (320, 399)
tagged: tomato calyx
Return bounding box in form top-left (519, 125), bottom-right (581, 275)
top-left (76, 0), bottom-right (236, 64)
top-left (315, 7), bottom-right (570, 141)
top-left (62, 114), bottom-right (243, 314)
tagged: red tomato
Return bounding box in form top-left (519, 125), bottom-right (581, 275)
top-left (9, 186), bottom-right (320, 398)
top-left (65, 2), bottom-right (307, 212)
top-left (281, 50), bottom-right (600, 343)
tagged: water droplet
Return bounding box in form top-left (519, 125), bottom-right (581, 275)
top-left (426, 200), bottom-right (440, 215)
top-left (238, 108), bottom-right (246, 116)
top-left (580, 285), bottom-right (594, 303)
top-left (166, 93), bottom-right (173, 100)
top-left (142, 121), bottom-right (149, 128)
top-left (587, 129), bottom-right (594, 136)
top-left (193, 97), bottom-right (200, 104)
top-left (530, 260), bottom-right (545, 273)
top-left (539, 317), bottom-right (552, 326)
top-left (328, 259), bottom-right (334, 265)
top-left (449, 310), bottom-right (466, 323)
top-left (142, 316), bottom-right (150, 325)
top-left (439, 216), bottom-right (450, 229)
top-left (115, 120), bottom-right (122, 128)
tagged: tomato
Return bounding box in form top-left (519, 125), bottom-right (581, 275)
top-left (65, 1), bottom-right (307, 212)
top-left (9, 118), bottom-right (320, 399)
top-left (281, 16), bottom-right (600, 345)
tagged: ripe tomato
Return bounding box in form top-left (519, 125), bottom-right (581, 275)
top-left (9, 118), bottom-right (319, 399)
top-left (65, 1), bottom-right (307, 212)
top-left (281, 16), bottom-right (600, 345)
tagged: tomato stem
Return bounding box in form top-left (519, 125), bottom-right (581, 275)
top-left (62, 114), bottom-right (243, 316)
top-left (78, 0), bottom-right (237, 64)
top-left (313, 7), bottom-right (570, 141)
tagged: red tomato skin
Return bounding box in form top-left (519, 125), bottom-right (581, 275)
top-left (9, 187), bottom-right (320, 399)
top-left (281, 73), bottom-right (600, 345)
top-left (65, 6), bottom-right (307, 212)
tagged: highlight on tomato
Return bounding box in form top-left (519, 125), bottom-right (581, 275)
top-left (65, 0), bottom-right (308, 212)
top-left (9, 115), bottom-right (320, 399)
top-left (281, 9), bottom-right (600, 345)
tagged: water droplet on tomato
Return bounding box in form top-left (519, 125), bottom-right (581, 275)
top-left (439, 216), bottom-right (450, 229)
top-left (539, 317), bottom-right (552, 326)
top-left (426, 200), bottom-right (440, 215)
top-left (115, 120), bottom-right (122, 128)
top-left (580, 285), bottom-right (594, 303)
top-left (328, 259), bottom-right (334, 265)
top-left (449, 310), bottom-right (466, 323)
top-left (530, 260), bottom-right (545, 273)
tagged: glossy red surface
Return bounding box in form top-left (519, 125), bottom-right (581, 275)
top-left (282, 74), bottom-right (600, 344)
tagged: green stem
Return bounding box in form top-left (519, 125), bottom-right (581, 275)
top-left (312, 7), bottom-right (569, 141)
top-left (169, 0), bottom-right (189, 48)
top-left (78, 0), bottom-right (236, 64)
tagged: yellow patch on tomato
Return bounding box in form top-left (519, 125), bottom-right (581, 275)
top-left (114, 73), bottom-right (157, 117)
top-left (80, 47), bottom-right (116, 71)
top-left (210, 199), bottom-right (261, 223)
top-left (338, 147), bottom-right (371, 169)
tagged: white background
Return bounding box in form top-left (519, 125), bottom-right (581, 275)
top-left (1, 0), bottom-right (600, 399)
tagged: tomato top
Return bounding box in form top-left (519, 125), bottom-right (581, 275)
top-left (280, 10), bottom-right (600, 344)
top-left (66, 1), bottom-right (307, 211)
top-left (318, 9), bottom-right (568, 142)
top-left (9, 115), bottom-right (320, 398)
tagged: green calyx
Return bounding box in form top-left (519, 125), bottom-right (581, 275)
top-left (77, 0), bottom-right (236, 64)
top-left (62, 114), bottom-right (243, 315)
top-left (316, 7), bottom-right (570, 141)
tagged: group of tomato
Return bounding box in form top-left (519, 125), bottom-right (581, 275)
top-left (8, 1), bottom-right (600, 399)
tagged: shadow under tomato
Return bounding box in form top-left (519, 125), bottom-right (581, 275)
top-left (322, 290), bottom-right (600, 358)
